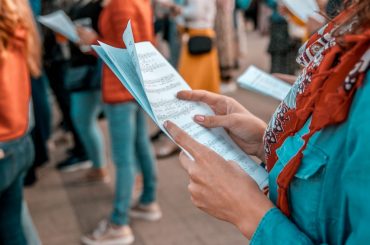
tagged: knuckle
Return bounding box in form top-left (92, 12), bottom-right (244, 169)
top-left (205, 116), bottom-right (214, 126)
top-left (173, 131), bottom-right (184, 144)
top-left (188, 183), bottom-right (196, 194)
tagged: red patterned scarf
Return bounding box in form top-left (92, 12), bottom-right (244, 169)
top-left (264, 10), bottom-right (370, 216)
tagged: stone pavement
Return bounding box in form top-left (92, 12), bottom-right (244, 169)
top-left (25, 31), bottom-right (280, 245)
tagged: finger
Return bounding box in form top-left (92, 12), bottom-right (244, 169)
top-left (179, 151), bottom-right (195, 172)
top-left (177, 90), bottom-right (224, 107)
top-left (164, 121), bottom-right (208, 159)
top-left (193, 114), bottom-right (230, 129)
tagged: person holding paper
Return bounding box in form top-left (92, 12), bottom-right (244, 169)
top-left (171, 0), bottom-right (221, 93)
top-left (66, 0), bottom-right (108, 182)
top-left (166, 1), bottom-right (370, 244)
top-left (78, 0), bottom-right (161, 244)
top-left (0, 0), bottom-right (41, 243)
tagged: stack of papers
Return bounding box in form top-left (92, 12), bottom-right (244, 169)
top-left (281, 0), bottom-right (321, 23)
top-left (92, 21), bottom-right (268, 189)
top-left (237, 66), bottom-right (292, 101)
top-left (38, 10), bottom-right (80, 42)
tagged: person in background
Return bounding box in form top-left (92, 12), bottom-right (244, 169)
top-left (78, 0), bottom-right (161, 244)
top-left (265, 0), bottom-right (301, 74)
top-left (215, 0), bottom-right (236, 83)
top-left (0, 0), bottom-right (41, 243)
top-left (24, 0), bottom-right (52, 186)
top-left (165, 0), bottom-right (370, 243)
top-left (42, 0), bottom-right (91, 173)
top-left (67, 0), bottom-right (107, 183)
top-left (173, 0), bottom-right (220, 93)
top-left (154, 0), bottom-right (183, 68)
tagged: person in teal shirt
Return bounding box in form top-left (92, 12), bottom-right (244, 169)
top-left (164, 1), bottom-right (370, 244)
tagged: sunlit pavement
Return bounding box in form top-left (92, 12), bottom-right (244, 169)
top-left (25, 31), bottom-right (281, 245)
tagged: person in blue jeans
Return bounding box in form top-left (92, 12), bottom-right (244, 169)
top-left (0, 137), bottom-right (35, 244)
top-left (78, 1), bottom-right (161, 244)
top-left (104, 103), bottom-right (158, 225)
top-left (0, 0), bottom-right (41, 243)
top-left (67, 0), bottom-right (107, 180)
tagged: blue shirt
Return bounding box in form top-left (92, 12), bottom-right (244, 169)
top-left (251, 71), bottom-right (370, 244)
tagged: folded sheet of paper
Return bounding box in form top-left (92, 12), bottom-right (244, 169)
top-left (281, 0), bottom-right (321, 23)
top-left (38, 10), bottom-right (80, 42)
top-left (92, 21), bottom-right (268, 189)
top-left (237, 66), bottom-right (292, 101)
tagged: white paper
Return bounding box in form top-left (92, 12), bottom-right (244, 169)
top-left (237, 66), bottom-right (292, 101)
top-left (93, 22), bottom-right (269, 189)
top-left (281, 0), bottom-right (320, 23)
top-left (38, 10), bottom-right (80, 42)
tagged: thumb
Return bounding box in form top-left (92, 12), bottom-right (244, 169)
top-left (194, 114), bottom-right (230, 129)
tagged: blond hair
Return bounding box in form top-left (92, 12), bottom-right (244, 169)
top-left (0, 0), bottom-right (42, 77)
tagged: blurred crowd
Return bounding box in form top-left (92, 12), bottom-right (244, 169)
top-left (0, 0), bottom-right (349, 244)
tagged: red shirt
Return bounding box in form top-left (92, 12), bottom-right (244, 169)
top-left (98, 0), bottom-right (155, 104)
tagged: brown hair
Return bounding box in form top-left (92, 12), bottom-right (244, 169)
top-left (0, 0), bottom-right (42, 77)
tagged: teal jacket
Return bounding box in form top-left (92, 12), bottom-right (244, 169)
top-left (251, 71), bottom-right (370, 244)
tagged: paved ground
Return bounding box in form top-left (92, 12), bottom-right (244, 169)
top-left (25, 31), bottom-right (280, 245)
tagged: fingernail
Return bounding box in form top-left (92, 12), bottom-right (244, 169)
top-left (194, 115), bottom-right (205, 122)
top-left (163, 120), bottom-right (168, 128)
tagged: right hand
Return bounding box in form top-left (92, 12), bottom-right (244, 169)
top-left (76, 26), bottom-right (98, 46)
top-left (177, 90), bottom-right (267, 161)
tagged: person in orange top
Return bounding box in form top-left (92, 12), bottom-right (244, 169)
top-left (78, 0), bottom-right (161, 244)
top-left (0, 0), bottom-right (41, 244)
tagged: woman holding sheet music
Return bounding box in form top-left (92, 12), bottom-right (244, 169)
top-left (166, 1), bottom-right (370, 244)
top-left (78, 0), bottom-right (161, 244)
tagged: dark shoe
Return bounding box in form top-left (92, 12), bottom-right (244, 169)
top-left (56, 155), bottom-right (92, 172)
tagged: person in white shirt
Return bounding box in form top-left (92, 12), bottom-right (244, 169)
top-left (170, 0), bottom-right (221, 93)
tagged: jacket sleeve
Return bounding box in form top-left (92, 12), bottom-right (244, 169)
top-left (250, 208), bottom-right (314, 245)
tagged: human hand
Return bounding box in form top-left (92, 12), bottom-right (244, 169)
top-left (164, 121), bottom-right (274, 239)
top-left (76, 26), bottom-right (98, 45)
top-left (177, 90), bottom-right (267, 161)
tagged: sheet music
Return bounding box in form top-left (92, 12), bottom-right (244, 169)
top-left (93, 22), bottom-right (269, 189)
top-left (38, 10), bottom-right (80, 42)
top-left (123, 21), bottom-right (144, 84)
top-left (237, 66), bottom-right (292, 101)
top-left (281, 0), bottom-right (320, 23)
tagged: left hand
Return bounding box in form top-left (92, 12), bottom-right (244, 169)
top-left (164, 121), bottom-right (274, 239)
top-left (76, 26), bottom-right (98, 45)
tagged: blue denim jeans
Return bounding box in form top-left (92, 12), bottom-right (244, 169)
top-left (105, 102), bottom-right (157, 225)
top-left (0, 135), bottom-right (34, 245)
top-left (71, 90), bottom-right (105, 168)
